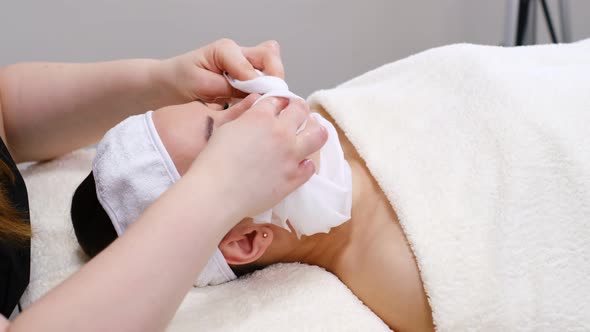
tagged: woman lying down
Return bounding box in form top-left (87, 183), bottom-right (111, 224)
top-left (71, 40), bottom-right (590, 332)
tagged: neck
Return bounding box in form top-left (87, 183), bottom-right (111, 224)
top-left (289, 159), bottom-right (385, 275)
top-left (277, 107), bottom-right (434, 330)
top-left (291, 106), bottom-right (392, 275)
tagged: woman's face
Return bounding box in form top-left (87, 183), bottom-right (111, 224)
top-left (152, 99), bottom-right (321, 176)
top-left (152, 98), bottom-right (319, 266)
top-left (152, 100), bottom-right (232, 176)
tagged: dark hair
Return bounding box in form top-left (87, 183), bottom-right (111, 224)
top-left (71, 172), bottom-right (259, 277)
top-left (230, 263), bottom-right (263, 277)
top-left (70, 172), bottom-right (117, 258)
top-left (0, 159), bottom-right (31, 243)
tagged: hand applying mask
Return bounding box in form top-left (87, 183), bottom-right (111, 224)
top-left (225, 72), bottom-right (353, 237)
top-left (159, 39), bottom-right (285, 105)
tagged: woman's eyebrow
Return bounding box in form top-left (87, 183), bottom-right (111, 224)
top-left (205, 116), bottom-right (214, 141)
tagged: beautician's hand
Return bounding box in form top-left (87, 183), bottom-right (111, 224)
top-left (188, 97), bottom-right (328, 219)
top-left (161, 39), bottom-right (284, 105)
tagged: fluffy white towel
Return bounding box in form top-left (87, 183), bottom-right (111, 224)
top-left (19, 149), bottom-right (390, 332)
top-left (308, 40), bottom-right (590, 331)
top-left (21, 40), bottom-right (590, 331)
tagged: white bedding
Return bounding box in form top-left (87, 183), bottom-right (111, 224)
top-left (21, 40), bottom-right (590, 331)
top-left (19, 149), bottom-right (390, 332)
top-left (308, 40), bottom-right (590, 331)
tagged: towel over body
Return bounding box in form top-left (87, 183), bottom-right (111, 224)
top-left (308, 40), bottom-right (590, 331)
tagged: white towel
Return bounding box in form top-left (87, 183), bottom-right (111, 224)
top-left (224, 70), bottom-right (304, 104)
top-left (308, 40), bottom-right (590, 331)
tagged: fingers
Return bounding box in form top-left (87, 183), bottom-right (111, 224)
top-left (242, 40), bottom-right (285, 79)
top-left (278, 100), bottom-right (310, 133)
top-left (201, 39), bottom-right (285, 103)
top-left (223, 94), bottom-right (260, 121)
top-left (295, 117), bottom-right (328, 161)
top-left (216, 39), bottom-right (284, 79)
top-left (212, 39), bottom-right (258, 81)
top-left (292, 159), bottom-right (317, 187)
top-left (250, 97), bottom-right (289, 115)
top-left (193, 69), bottom-right (243, 104)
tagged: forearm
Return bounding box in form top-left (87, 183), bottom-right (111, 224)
top-left (0, 60), bottom-right (181, 162)
top-left (9, 170), bottom-right (238, 332)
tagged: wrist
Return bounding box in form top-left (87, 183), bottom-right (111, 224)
top-left (154, 57), bottom-right (198, 106)
top-left (183, 163), bottom-right (245, 229)
top-left (147, 58), bottom-right (190, 108)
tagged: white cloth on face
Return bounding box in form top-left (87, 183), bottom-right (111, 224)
top-left (225, 72), bottom-right (353, 237)
top-left (225, 70), bottom-right (308, 134)
top-left (224, 70), bottom-right (304, 105)
top-left (93, 111), bottom-right (236, 287)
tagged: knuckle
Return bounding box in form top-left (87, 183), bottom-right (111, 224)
top-left (254, 100), bottom-right (275, 114)
top-left (303, 125), bottom-right (327, 150)
top-left (314, 125), bottom-right (329, 146)
top-left (319, 124), bottom-right (329, 140)
top-left (216, 38), bottom-right (237, 48)
top-left (289, 102), bottom-right (310, 119)
top-left (294, 99), bottom-right (310, 112)
top-left (265, 40), bottom-right (281, 52)
top-left (316, 132), bottom-right (328, 150)
top-left (307, 114), bottom-right (320, 127)
top-left (259, 97), bottom-right (285, 113)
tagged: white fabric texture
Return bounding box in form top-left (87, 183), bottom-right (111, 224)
top-left (308, 40), bottom-right (590, 331)
top-left (226, 72), bottom-right (353, 237)
top-left (224, 70), bottom-right (304, 104)
top-left (93, 111), bottom-right (236, 287)
top-left (19, 149), bottom-right (391, 332)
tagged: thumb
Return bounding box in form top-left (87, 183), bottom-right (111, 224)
top-left (195, 70), bottom-right (248, 104)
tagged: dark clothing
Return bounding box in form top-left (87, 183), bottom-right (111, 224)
top-left (0, 137), bottom-right (31, 317)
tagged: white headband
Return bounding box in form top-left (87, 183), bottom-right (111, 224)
top-left (93, 111), bottom-right (237, 287)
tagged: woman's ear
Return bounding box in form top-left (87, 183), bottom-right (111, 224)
top-left (219, 222), bottom-right (273, 265)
